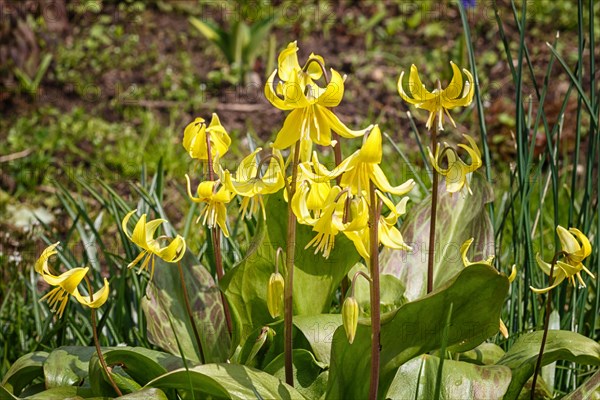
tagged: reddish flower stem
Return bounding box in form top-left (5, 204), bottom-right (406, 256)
top-left (284, 141), bottom-right (301, 386)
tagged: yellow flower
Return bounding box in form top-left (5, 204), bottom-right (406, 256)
top-left (302, 186), bottom-right (369, 258)
top-left (183, 113), bottom-right (231, 160)
top-left (344, 192), bottom-right (412, 261)
top-left (398, 62), bottom-right (474, 131)
top-left (218, 148), bottom-right (285, 220)
top-left (531, 226), bottom-right (594, 294)
top-left (330, 125), bottom-right (415, 198)
top-left (264, 41), bottom-right (370, 154)
top-left (35, 243), bottom-right (109, 318)
top-left (429, 134), bottom-right (482, 194)
top-left (122, 210), bottom-right (187, 279)
top-left (185, 176), bottom-right (234, 237)
top-left (460, 238), bottom-right (494, 267)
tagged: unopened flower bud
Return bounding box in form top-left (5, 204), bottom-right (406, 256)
top-left (267, 272), bottom-right (284, 318)
top-left (342, 296), bottom-right (359, 344)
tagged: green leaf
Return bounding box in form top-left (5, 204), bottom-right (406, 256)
top-left (325, 264), bottom-right (509, 399)
top-left (263, 349), bottom-right (328, 399)
top-left (117, 388), bottom-right (169, 399)
top-left (0, 385), bottom-right (19, 400)
top-left (562, 368), bottom-right (600, 400)
top-left (497, 330), bottom-right (600, 400)
top-left (459, 343), bottom-right (506, 365)
top-left (87, 347), bottom-right (183, 397)
top-left (43, 346), bottom-right (95, 389)
top-left (293, 315), bottom-right (342, 364)
top-left (188, 17), bottom-right (232, 62)
top-left (145, 363), bottom-right (305, 399)
top-left (1, 351), bottom-right (48, 396)
top-left (244, 16), bottom-right (275, 64)
top-left (386, 355), bottom-right (511, 399)
top-left (18, 386), bottom-right (81, 399)
top-left (142, 250), bottom-right (230, 363)
top-left (381, 173), bottom-right (495, 300)
top-left (222, 193), bottom-right (359, 346)
top-left (349, 264), bottom-right (407, 315)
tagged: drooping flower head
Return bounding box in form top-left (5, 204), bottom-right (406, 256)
top-left (309, 125), bottom-right (415, 199)
top-left (217, 148), bottom-right (285, 220)
top-left (122, 210), bottom-right (187, 279)
top-left (183, 113), bottom-right (231, 161)
top-left (35, 242), bottom-right (110, 318)
top-left (429, 134), bottom-right (482, 195)
top-left (185, 175), bottom-right (234, 237)
top-left (344, 192), bottom-right (412, 261)
top-left (264, 41), bottom-right (370, 158)
top-left (531, 226), bottom-right (594, 294)
top-left (398, 62), bottom-right (474, 131)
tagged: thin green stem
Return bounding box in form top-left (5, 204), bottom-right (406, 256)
top-left (284, 141), bottom-right (301, 386)
top-left (84, 277), bottom-right (122, 397)
top-left (177, 260), bottom-right (206, 363)
top-left (368, 182), bottom-right (381, 400)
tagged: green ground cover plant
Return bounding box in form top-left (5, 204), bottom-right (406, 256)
top-left (0, 1), bottom-right (598, 399)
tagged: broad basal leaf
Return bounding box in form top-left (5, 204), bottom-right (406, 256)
top-left (326, 264), bottom-right (509, 399)
top-left (142, 250), bottom-right (230, 363)
top-left (386, 355), bottom-right (511, 399)
top-left (145, 363), bottom-right (305, 399)
top-left (222, 193), bottom-right (359, 346)
top-left (381, 173), bottom-right (495, 300)
top-left (1, 351), bottom-right (48, 396)
top-left (497, 330), bottom-right (600, 400)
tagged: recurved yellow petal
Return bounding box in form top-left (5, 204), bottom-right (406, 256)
top-left (75, 277), bottom-right (110, 309)
top-left (35, 242), bottom-right (60, 276)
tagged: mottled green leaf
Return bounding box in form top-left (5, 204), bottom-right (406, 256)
top-left (386, 355), bottom-right (511, 399)
top-left (222, 193), bottom-right (359, 346)
top-left (381, 173), bottom-right (495, 300)
top-left (497, 330), bottom-right (600, 400)
top-left (43, 346), bottom-right (95, 389)
top-left (263, 349), bottom-right (328, 399)
top-left (142, 250), bottom-right (230, 363)
top-left (1, 351), bottom-right (48, 396)
top-left (326, 264), bottom-right (509, 399)
top-left (145, 363), bottom-right (305, 399)
top-left (562, 368), bottom-right (600, 400)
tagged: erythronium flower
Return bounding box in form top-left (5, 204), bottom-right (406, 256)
top-left (429, 134), bottom-right (482, 194)
top-left (397, 61), bottom-right (474, 131)
top-left (183, 113), bottom-right (231, 161)
top-left (264, 41), bottom-right (370, 156)
top-left (185, 175), bottom-right (234, 237)
top-left (460, 238), bottom-right (494, 267)
top-left (218, 148), bottom-right (285, 219)
top-left (531, 226), bottom-right (594, 294)
top-left (300, 186), bottom-right (369, 258)
top-left (35, 243), bottom-right (110, 318)
top-left (316, 125), bottom-right (415, 198)
top-left (345, 192), bottom-right (411, 261)
top-left (122, 210), bottom-right (187, 279)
